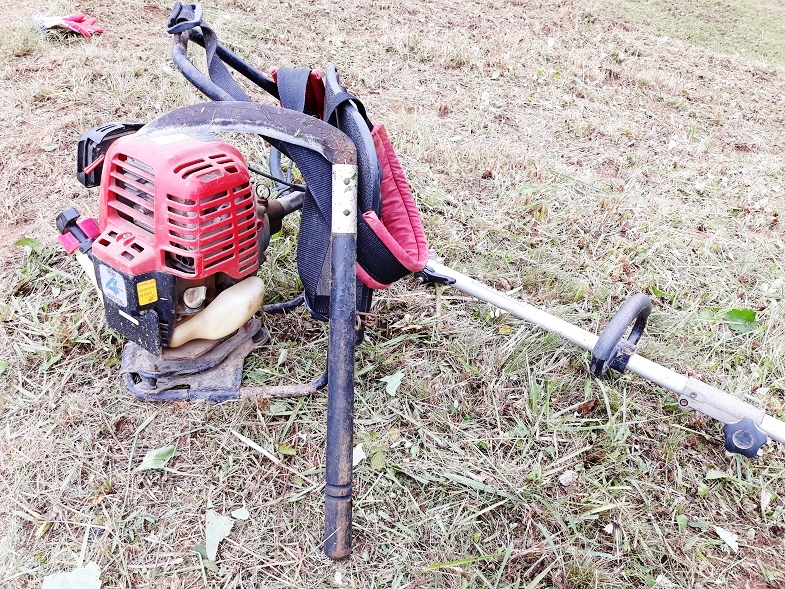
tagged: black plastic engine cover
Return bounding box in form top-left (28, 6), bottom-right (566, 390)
top-left (76, 122), bottom-right (144, 188)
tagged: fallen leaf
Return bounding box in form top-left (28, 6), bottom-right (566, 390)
top-left (761, 489), bottom-right (773, 512)
top-left (705, 469), bottom-right (729, 480)
top-left (689, 518), bottom-right (708, 531)
top-left (379, 370), bottom-right (404, 396)
top-left (575, 399), bottom-right (598, 416)
top-left (352, 443), bottom-right (367, 466)
top-left (676, 514), bottom-right (688, 533)
top-left (135, 445), bottom-right (175, 472)
top-left (371, 451), bottom-right (386, 471)
top-left (192, 544), bottom-right (219, 572)
top-left (276, 348), bottom-right (288, 367)
top-left (715, 526), bottom-right (739, 552)
top-left (14, 237), bottom-right (44, 254)
top-left (205, 510), bottom-right (234, 560)
top-left (602, 522), bottom-right (621, 536)
top-left (724, 309), bottom-right (758, 333)
top-left (231, 507), bottom-right (250, 520)
top-left (654, 574), bottom-right (676, 589)
top-left (268, 400), bottom-right (290, 415)
top-left (42, 562), bottom-right (101, 589)
top-left (35, 521), bottom-right (53, 539)
top-left (558, 470), bottom-right (579, 487)
top-left (277, 442), bottom-right (296, 457)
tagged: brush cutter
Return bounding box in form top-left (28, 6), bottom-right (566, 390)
top-left (56, 2), bottom-right (785, 560)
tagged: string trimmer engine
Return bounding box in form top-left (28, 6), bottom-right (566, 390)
top-left (58, 125), bottom-right (278, 401)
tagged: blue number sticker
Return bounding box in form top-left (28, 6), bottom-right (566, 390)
top-left (99, 265), bottom-right (128, 307)
top-left (105, 276), bottom-right (119, 295)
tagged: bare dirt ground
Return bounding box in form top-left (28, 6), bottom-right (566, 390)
top-left (1, 0), bottom-right (784, 587)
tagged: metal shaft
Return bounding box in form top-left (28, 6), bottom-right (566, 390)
top-left (427, 261), bottom-right (785, 445)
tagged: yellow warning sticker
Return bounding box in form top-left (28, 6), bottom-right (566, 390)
top-left (136, 279), bottom-right (158, 306)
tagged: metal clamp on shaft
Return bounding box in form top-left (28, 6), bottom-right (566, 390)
top-left (415, 265), bottom-right (457, 285)
top-left (678, 377), bottom-right (768, 457)
top-left (591, 293), bottom-right (652, 377)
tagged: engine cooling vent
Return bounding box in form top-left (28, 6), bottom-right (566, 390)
top-left (163, 151), bottom-right (258, 279)
top-left (107, 155), bottom-right (156, 234)
top-left (94, 134), bottom-right (260, 279)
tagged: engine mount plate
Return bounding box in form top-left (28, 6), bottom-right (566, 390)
top-left (120, 318), bottom-right (268, 402)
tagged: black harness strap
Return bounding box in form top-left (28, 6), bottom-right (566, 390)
top-left (167, 2), bottom-right (250, 101)
top-left (275, 69), bottom-right (312, 113)
top-left (323, 90), bottom-right (372, 131)
top-left (202, 28), bottom-right (249, 101)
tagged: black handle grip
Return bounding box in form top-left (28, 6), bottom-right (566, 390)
top-left (591, 293), bottom-right (652, 377)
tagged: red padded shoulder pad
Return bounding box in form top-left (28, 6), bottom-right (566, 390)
top-left (358, 123), bottom-right (429, 289)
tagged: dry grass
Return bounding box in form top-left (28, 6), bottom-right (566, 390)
top-left (1, 0), bottom-right (785, 587)
top-left (592, 0), bottom-right (785, 68)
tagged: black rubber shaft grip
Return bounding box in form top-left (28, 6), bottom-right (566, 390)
top-left (591, 293), bottom-right (652, 377)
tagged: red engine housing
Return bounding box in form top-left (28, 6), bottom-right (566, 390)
top-left (91, 133), bottom-right (261, 280)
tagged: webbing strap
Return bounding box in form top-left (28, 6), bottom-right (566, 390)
top-left (274, 69), bottom-right (336, 317)
top-left (276, 69), bottom-right (311, 113)
top-left (202, 27), bottom-right (249, 101)
top-left (324, 90), bottom-right (372, 131)
top-left (167, 2), bottom-right (250, 101)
